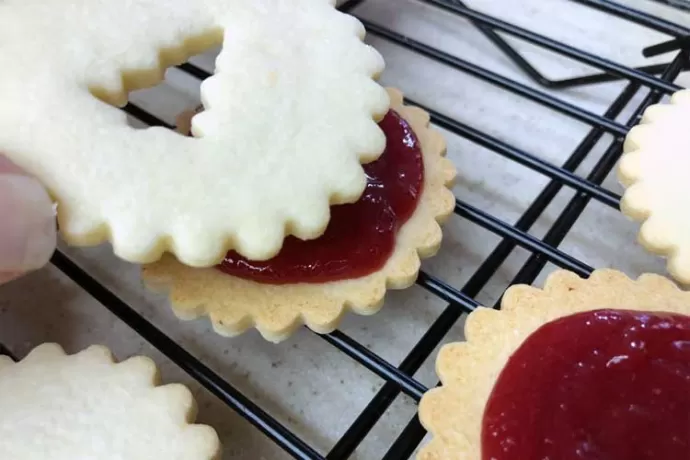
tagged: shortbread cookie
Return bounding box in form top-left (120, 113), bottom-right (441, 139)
top-left (418, 269), bottom-right (690, 460)
top-left (0, 0), bottom-right (389, 267)
top-left (143, 88), bottom-right (457, 342)
top-left (619, 89), bottom-right (690, 283)
top-left (0, 343), bottom-right (220, 460)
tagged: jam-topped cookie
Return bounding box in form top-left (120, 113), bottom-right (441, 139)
top-left (418, 269), bottom-right (690, 460)
top-left (0, 0), bottom-right (388, 267)
top-left (143, 88), bottom-right (457, 342)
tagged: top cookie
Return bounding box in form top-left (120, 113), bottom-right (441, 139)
top-left (0, 0), bottom-right (389, 267)
top-left (619, 90), bottom-right (690, 283)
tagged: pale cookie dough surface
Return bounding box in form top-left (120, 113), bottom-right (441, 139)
top-left (417, 269), bottom-right (690, 459)
top-left (619, 89), bottom-right (690, 284)
top-left (0, 0), bottom-right (389, 267)
top-left (0, 343), bottom-right (220, 460)
top-left (142, 88), bottom-right (457, 343)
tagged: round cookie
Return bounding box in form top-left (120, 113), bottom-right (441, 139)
top-left (0, 343), bottom-right (220, 460)
top-left (619, 89), bottom-right (690, 283)
top-left (142, 88), bottom-right (457, 342)
top-left (418, 269), bottom-right (690, 459)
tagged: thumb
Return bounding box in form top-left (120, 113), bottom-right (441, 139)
top-left (0, 156), bottom-right (57, 283)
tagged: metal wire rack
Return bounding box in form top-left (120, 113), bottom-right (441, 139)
top-left (4, 0), bottom-right (690, 458)
top-left (653, 0), bottom-right (690, 12)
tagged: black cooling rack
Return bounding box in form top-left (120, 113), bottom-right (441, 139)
top-left (4, 0), bottom-right (690, 459)
top-left (652, 0), bottom-right (690, 12)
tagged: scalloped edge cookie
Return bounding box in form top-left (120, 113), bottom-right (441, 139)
top-left (619, 89), bottom-right (690, 284)
top-left (142, 87), bottom-right (457, 343)
top-left (1, 0), bottom-right (389, 267)
top-left (0, 343), bottom-right (221, 460)
top-left (417, 268), bottom-right (690, 459)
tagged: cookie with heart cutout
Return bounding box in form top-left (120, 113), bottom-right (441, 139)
top-left (142, 87), bottom-right (457, 342)
top-left (418, 268), bottom-right (690, 459)
top-left (619, 89), bottom-right (690, 284)
top-left (0, 0), bottom-right (389, 267)
top-left (0, 343), bottom-right (220, 460)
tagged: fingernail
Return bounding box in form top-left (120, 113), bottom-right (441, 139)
top-left (0, 175), bottom-right (57, 273)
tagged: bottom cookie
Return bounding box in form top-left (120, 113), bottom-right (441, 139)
top-left (143, 87), bottom-right (457, 342)
top-left (0, 343), bottom-right (221, 460)
top-left (418, 269), bottom-right (690, 459)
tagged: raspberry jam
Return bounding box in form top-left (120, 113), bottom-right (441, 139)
top-left (481, 309), bottom-right (690, 460)
top-left (215, 110), bottom-right (424, 284)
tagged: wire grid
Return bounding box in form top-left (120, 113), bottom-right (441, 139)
top-left (4, 0), bottom-right (688, 459)
top-left (650, 0), bottom-right (690, 12)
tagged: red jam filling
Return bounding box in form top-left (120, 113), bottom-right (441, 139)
top-left (215, 110), bottom-right (424, 284)
top-left (482, 309), bottom-right (690, 460)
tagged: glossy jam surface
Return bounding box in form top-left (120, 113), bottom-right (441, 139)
top-left (216, 110), bottom-right (424, 284)
top-left (482, 309), bottom-right (690, 460)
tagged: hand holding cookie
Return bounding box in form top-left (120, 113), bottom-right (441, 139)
top-left (0, 155), bottom-right (56, 284)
